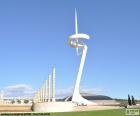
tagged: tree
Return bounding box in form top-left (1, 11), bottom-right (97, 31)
top-left (11, 100), bottom-right (15, 104)
top-left (17, 99), bottom-right (21, 104)
top-left (132, 96), bottom-right (136, 105)
top-left (128, 94), bottom-right (132, 106)
top-left (24, 99), bottom-right (29, 104)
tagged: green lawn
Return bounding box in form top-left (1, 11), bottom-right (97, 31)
top-left (0, 109), bottom-right (126, 116)
top-left (52, 109), bottom-right (125, 116)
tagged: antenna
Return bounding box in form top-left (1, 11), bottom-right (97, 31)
top-left (75, 8), bottom-right (78, 34)
top-left (75, 9), bottom-right (79, 55)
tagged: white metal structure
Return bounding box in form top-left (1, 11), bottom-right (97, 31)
top-left (33, 67), bottom-right (56, 103)
top-left (69, 9), bottom-right (96, 105)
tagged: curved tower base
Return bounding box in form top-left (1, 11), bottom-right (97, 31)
top-left (72, 92), bottom-right (97, 105)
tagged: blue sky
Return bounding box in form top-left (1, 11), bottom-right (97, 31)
top-left (0, 0), bottom-right (140, 99)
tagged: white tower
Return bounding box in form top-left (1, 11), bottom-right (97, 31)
top-left (52, 66), bottom-right (56, 102)
top-left (69, 9), bottom-right (96, 105)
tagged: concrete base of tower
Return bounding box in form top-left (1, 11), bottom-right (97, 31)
top-left (72, 93), bottom-right (97, 106)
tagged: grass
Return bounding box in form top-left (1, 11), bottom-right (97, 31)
top-left (0, 109), bottom-right (126, 116)
top-left (52, 109), bottom-right (125, 116)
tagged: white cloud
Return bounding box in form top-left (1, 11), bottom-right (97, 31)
top-left (4, 84), bottom-right (35, 99)
top-left (3, 84), bottom-right (104, 99)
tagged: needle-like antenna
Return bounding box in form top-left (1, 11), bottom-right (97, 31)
top-left (75, 9), bottom-right (79, 55)
top-left (75, 8), bottom-right (78, 34)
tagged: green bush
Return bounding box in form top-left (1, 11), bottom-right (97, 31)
top-left (24, 99), bottom-right (29, 104)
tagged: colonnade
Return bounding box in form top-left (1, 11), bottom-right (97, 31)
top-left (33, 67), bottom-right (56, 103)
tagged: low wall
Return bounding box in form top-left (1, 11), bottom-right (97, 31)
top-left (0, 104), bottom-right (32, 112)
top-left (92, 100), bottom-right (119, 106)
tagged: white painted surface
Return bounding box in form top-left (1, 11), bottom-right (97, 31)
top-left (69, 10), bottom-right (96, 105)
top-left (48, 74), bottom-right (51, 102)
top-left (33, 102), bottom-right (74, 112)
top-left (52, 67), bottom-right (56, 102)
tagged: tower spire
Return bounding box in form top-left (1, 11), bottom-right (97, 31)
top-left (75, 9), bottom-right (79, 55)
top-left (75, 8), bottom-right (78, 34)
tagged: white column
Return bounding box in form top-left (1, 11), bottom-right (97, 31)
top-left (42, 86), bottom-right (44, 102)
top-left (41, 87), bottom-right (43, 102)
top-left (37, 91), bottom-right (39, 103)
top-left (33, 94), bottom-right (36, 103)
top-left (42, 84), bottom-right (45, 102)
top-left (52, 66), bottom-right (56, 102)
top-left (40, 88), bottom-right (42, 102)
top-left (48, 74), bottom-right (51, 102)
top-left (36, 92), bottom-right (38, 103)
top-left (45, 80), bottom-right (47, 102)
top-left (38, 90), bottom-right (40, 102)
top-left (35, 93), bottom-right (37, 103)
